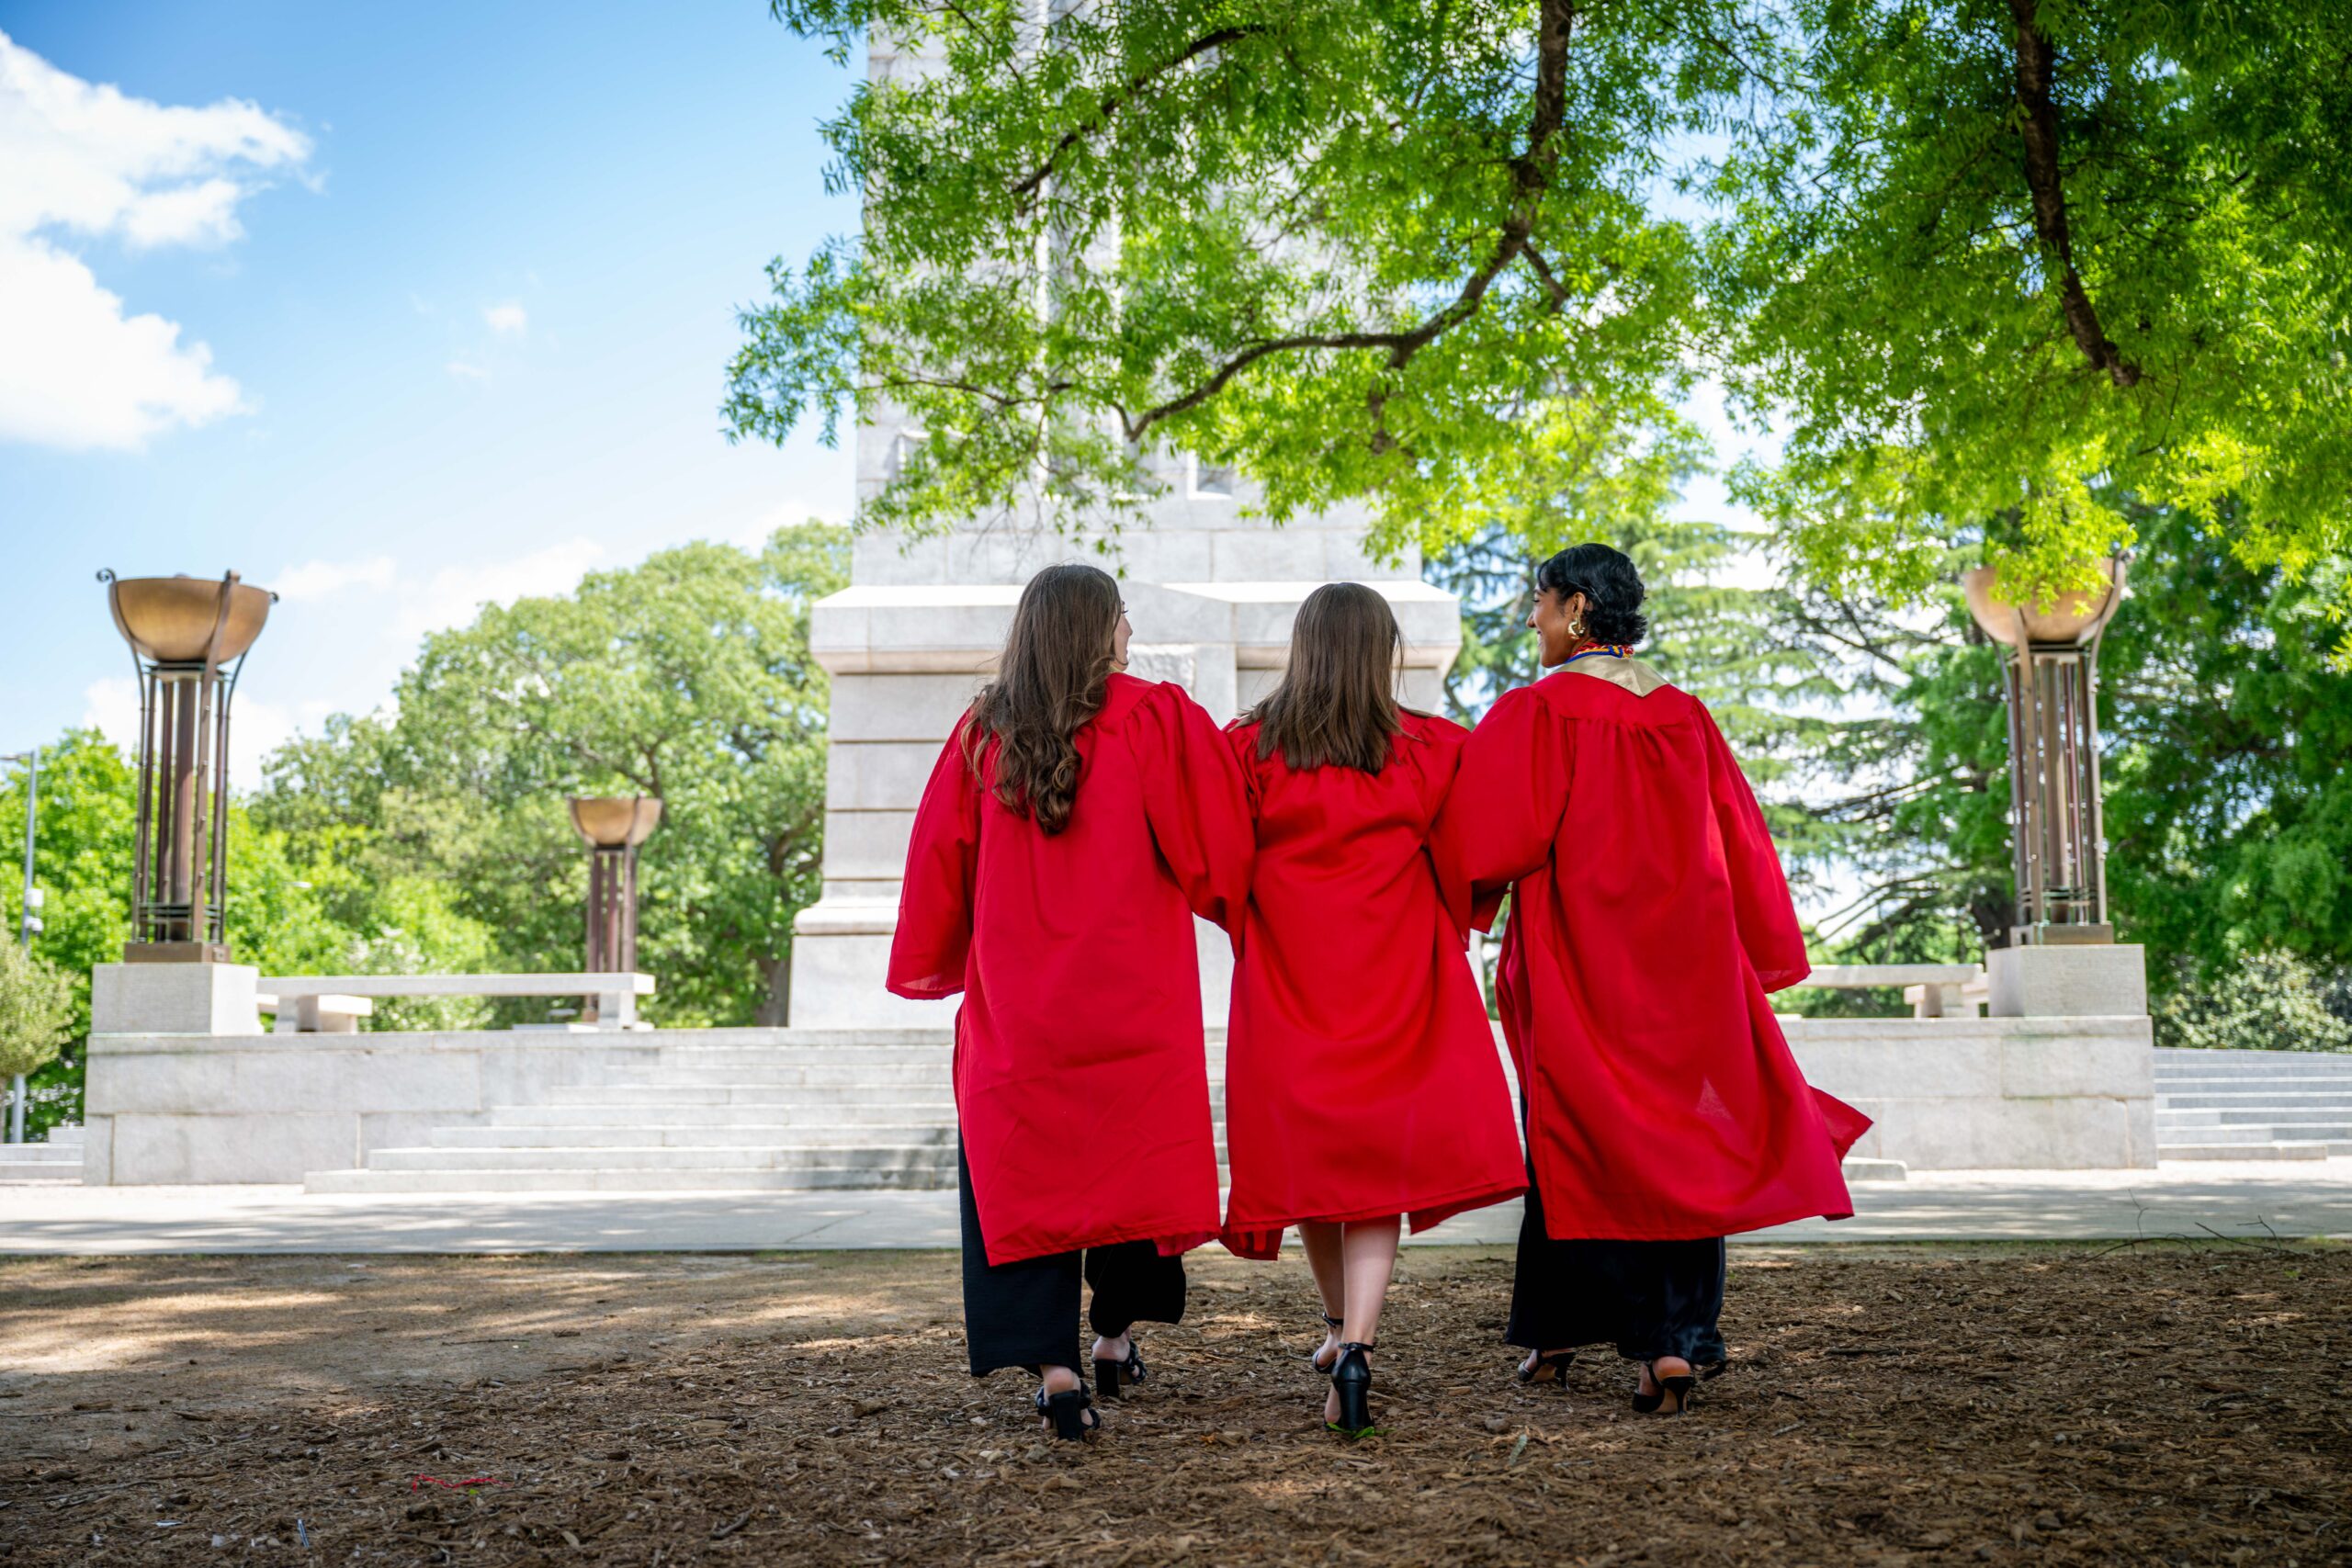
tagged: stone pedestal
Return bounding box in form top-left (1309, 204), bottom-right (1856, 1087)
top-left (91, 962), bottom-right (262, 1037)
top-left (786, 428), bottom-right (1460, 1028)
top-left (1987, 943), bottom-right (2148, 1018)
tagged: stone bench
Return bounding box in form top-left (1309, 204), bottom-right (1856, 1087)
top-left (258, 974), bottom-right (657, 1032)
top-left (1786, 964), bottom-right (1985, 1019)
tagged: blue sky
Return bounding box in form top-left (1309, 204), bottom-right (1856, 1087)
top-left (0, 6), bottom-right (1779, 785)
top-left (0, 2), bottom-right (857, 773)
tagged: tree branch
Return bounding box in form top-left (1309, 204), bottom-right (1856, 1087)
top-left (2007, 0), bottom-right (2142, 389)
top-left (1011, 25), bottom-right (1265, 208)
top-left (1125, 0), bottom-right (1577, 443)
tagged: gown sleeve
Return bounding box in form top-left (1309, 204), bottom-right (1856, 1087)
top-left (1129, 683), bottom-right (1256, 940)
top-left (1697, 703), bottom-right (1811, 993)
top-left (886, 724), bottom-right (982, 999)
top-left (1430, 686), bottom-right (1573, 936)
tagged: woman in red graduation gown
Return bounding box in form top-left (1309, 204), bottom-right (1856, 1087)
top-left (1220, 582), bottom-right (1525, 1437)
top-left (888, 563), bottom-right (1254, 1439)
top-left (1433, 543), bottom-right (1869, 1416)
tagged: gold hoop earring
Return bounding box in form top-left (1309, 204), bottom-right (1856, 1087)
top-left (1566, 618), bottom-right (1584, 638)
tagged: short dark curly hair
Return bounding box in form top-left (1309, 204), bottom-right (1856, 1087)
top-left (1535, 543), bottom-right (1648, 648)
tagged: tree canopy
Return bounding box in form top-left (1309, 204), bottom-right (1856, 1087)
top-left (252, 526), bottom-right (849, 1028)
top-left (1709, 0), bottom-right (2352, 615)
top-left (729, 0), bottom-right (2352, 642)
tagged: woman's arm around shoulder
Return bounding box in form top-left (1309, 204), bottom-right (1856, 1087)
top-left (1125, 681), bottom-right (1256, 938)
top-left (1428, 684), bottom-right (1573, 934)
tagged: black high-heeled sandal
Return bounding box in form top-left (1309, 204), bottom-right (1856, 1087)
top-left (1516, 1348), bottom-right (1576, 1387)
top-left (1311, 1312), bottom-right (1343, 1373)
top-left (1093, 1337), bottom-right (1147, 1399)
top-left (1327, 1342), bottom-right (1382, 1438)
top-left (1035, 1382), bottom-right (1100, 1440)
top-left (1632, 1359), bottom-right (1696, 1416)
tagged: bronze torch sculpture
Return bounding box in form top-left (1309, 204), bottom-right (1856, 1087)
top-left (99, 570), bottom-right (275, 963)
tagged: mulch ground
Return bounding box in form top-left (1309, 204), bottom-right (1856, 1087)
top-left (1, 1244), bottom-right (2346, 1565)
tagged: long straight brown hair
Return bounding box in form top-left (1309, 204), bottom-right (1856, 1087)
top-left (1246, 581), bottom-right (1406, 773)
top-left (961, 563), bottom-right (1123, 835)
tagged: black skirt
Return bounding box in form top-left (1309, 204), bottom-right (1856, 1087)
top-left (1507, 1153), bottom-right (1727, 1366)
top-left (956, 1138), bottom-right (1188, 1378)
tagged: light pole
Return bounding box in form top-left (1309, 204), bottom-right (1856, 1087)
top-left (569, 796), bottom-right (662, 1024)
top-left (98, 571), bottom-right (274, 961)
top-left (1962, 557), bottom-right (2128, 946)
top-left (4, 748), bottom-right (39, 1144)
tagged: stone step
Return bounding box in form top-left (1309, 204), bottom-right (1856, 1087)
top-left (2152, 1091), bottom-right (2352, 1111)
top-left (548, 1070), bottom-right (946, 1100)
top-left (2154, 1071), bottom-right (2352, 1086)
top-left (427, 1123), bottom-right (965, 1150)
top-left (0, 1156), bottom-right (83, 1183)
top-left (629, 1064), bottom-right (959, 1086)
top-left (2154, 1109), bottom-right (2352, 1129)
top-left (2157, 1142), bottom-right (2331, 1161)
top-left (367, 1143), bottom-right (961, 1172)
top-left (548, 1080), bottom-right (1229, 1108)
top-left (2154, 1066), bottom-right (2352, 1081)
top-left (0, 1142), bottom-right (85, 1161)
top-left (1840, 1157), bottom-right (1906, 1182)
top-left (2149, 1122), bottom-right (2352, 1142)
top-left (653, 1045), bottom-right (956, 1068)
top-left (307, 1165), bottom-right (958, 1194)
top-left (489, 1102), bottom-right (959, 1128)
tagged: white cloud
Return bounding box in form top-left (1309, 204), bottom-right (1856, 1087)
top-left (444, 358), bottom-right (491, 382)
top-left (394, 538), bottom-right (606, 641)
top-left (80, 676), bottom-right (138, 755)
top-left (0, 237), bottom-right (246, 448)
top-left (482, 301), bottom-right (526, 337)
top-left (0, 30), bottom-right (311, 450)
top-left (269, 555), bottom-right (396, 603)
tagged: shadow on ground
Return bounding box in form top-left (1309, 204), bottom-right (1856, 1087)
top-left (1, 1245), bottom-right (2345, 1563)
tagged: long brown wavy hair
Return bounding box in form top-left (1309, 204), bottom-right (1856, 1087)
top-left (961, 563), bottom-right (1124, 835)
top-left (1246, 581), bottom-right (1406, 773)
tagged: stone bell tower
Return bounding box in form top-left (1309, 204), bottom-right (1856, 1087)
top-left (785, 28), bottom-right (1461, 1027)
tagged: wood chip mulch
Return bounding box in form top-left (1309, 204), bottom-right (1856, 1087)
top-left (2, 1244), bottom-right (2346, 1564)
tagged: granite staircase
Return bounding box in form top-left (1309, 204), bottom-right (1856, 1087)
top-left (2154, 1047), bottom-right (2352, 1161)
top-left (307, 1030), bottom-right (1227, 1194)
top-left (0, 1123), bottom-right (85, 1184)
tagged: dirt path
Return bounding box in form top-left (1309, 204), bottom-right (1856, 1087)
top-left (1, 1246), bottom-right (2346, 1564)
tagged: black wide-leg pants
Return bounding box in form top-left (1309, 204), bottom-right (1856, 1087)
top-left (957, 1141), bottom-right (1188, 1379)
top-left (1507, 1151), bottom-right (1728, 1367)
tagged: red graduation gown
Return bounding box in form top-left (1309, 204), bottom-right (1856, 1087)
top-left (888, 673), bottom-right (1253, 1266)
top-left (1219, 713), bottom-right (1526, 1259)
top-left (1432, 663), bottom-right (1869, 1242)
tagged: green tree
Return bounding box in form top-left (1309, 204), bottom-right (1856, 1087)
top-left (1733, 499), bottom-right (2352, 1020)
top-left (2099, 501), bottom-right (2352, 976)
top-left (254, 526), bottom-right (850, 1027)
top-left (0, 733), bottom-right (448, 1129)
top-left (729, 0), bottom-right (1738, 562)
top-left (0, 940), bottom-right (74, 1083)
top-left (2153, 952), bottom-right (2351, 1054)
top-left (1705, 0), bottom-right (2352, 639)
top-left (0, 736), bottom-right (131, 1134)
top-left (731, 0), bottom-right (2352, 632)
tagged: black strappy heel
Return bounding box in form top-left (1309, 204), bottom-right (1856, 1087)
top-left (1093, 1338), bottom-right (1147, 1399)
top-left (1517, 1348), bottom-right (1576, 1387)
top-left (1633, 1358), bottom-right (1696, 1416)
top-left (1311, 1312), bottom-right (1343, 1373)
top-left (1328, 1342), bottom-right (1382, 1438)
top-left (1035, 1382), bottom-right (1100, 1440)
